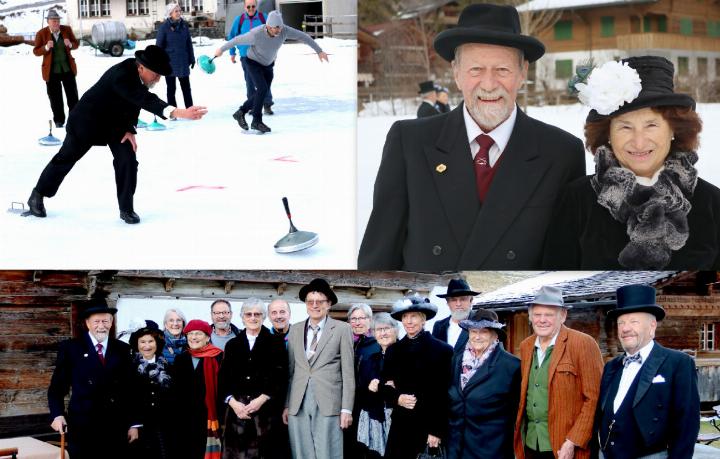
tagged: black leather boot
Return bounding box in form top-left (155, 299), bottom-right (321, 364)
top-left (27, 188), bottom-right (47, 217)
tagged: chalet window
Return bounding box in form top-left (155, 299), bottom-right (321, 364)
top-left (176, 0), bottom-right (191, 13)
top-left (680, 18), bottom-right (693, 36)
top-left (554, 20), bottom-right (573, 41)
top-left (643, 16), bottom-right (651, 33)
top-left (700, 323), bottom-right (715, 351)
top-left (601, 16), bottom-right (615, 37)
top-left (658, 15), bottom-right (667, 32)
top-left (127, 0), bottom-right (139, 15)
top-left (630, 16), bottom-right (641, 33)
top-left (192, 0), bottom-right (203, 13)
top-left (709, 20), bottom-right (720, 37)
top-left (698, 57), bottom-right (708, 79)
top-left (555, 59), bottom-right (573, 79)
top-left (79, 0), bottom-right (89, 17)
top-left (677, 56), bottom-right (689, 76)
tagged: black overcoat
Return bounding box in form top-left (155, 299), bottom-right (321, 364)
top-left (431, 316), bottom-right (468, 352)
top-left (417, 101), bottom-right (440, 118)
top-left (358, 104), bottom-right (585, 271)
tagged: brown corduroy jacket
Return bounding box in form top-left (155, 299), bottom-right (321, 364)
top-left (33, 25), bottom-right (78, 81)
top-left (514, 325), bottom-right (603, 459)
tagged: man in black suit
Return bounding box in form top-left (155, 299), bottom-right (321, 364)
top-left (417, 80), bottom-right (440, 118)
top-left (595, 284), bottom-right (700, 459)
top-left (47, 299), bottom-right (137, 459)
top-left (358, 3), bottom-right (585, 270)
top-left (432, 278), bottom-right (479, 352)
top-left (26, 45), bottom-right (208, 224)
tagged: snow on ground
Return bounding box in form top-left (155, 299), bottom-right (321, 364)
top-left (357, 103), bottom-right (720, 244)
top-left (0, 37), bottom-right (357, 268)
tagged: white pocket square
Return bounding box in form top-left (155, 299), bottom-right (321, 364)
top-left (652, 375), bottom-right (666, 383)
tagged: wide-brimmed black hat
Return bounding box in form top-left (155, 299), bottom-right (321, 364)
top-left (135, 45), bottom-right (172, 76)
top-left (437, 278), bottom-right (480, 298)
top-left (299, 278), bottom-right (338, 305)
top-left (607, 284), bottom-right (665, 321)
top-left (586, 56), bottom-right (695, 122)
top-left (434, 4), bottom-right (545, 63)
top-left (418, 80), bottom-right (435, 94)
top-left (459, 308), bottom-right (506, 340)
top-left (81, 298), bottom-right (118, 318)
top-left (129, 320), bottom-right (165, 354)
top-left (390, 295), bottom-right (438, 321)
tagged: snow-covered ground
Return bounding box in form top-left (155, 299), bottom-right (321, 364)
top-left (357, 103), bottom-right (720, 244)
top-left (0, 37), bottom-right (357, 268)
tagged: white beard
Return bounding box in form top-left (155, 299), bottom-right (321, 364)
top-left (467, 87), bottom-right (513, 130)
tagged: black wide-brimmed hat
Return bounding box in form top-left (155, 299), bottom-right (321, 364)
top-left (299, 278), bottom-right (338, 305)
top-left (437, 278), bottom-right (480, 298)
top-left (608, 284), bottom-right (665, 321)
top-left (390, 295), bottom-right (438, 321)
top-left (434, 3), bottom-right (545, 63)
top-left (135, 45), bottom-right (172, 76)
top-left (459, 308), bottom-right (506, 340)
top-left (129, 320), bottom-right (165, 353)
top-left (81, 298), bottom-right (118, 318)
top-left (418, 80), bottom-right (435, 94)
top-left (586, 56), bottom-right (695, 122)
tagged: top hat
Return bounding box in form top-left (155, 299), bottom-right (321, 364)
top-left (418, 80), bottom-right (436, 94)
top-left (437, 278), bottom-right (480, 298)
top-left (586, 56), bottom-right (695, 122)
top-left (434, 4), bottom-right (545, 63)
top-left (299, 278), bottom-right (338, 305)
top-left (528, 285), bottom-right (571, 309)
top-left (607, 284), bottom-right (665, 321)
top-left (81, 298), bottom-right (118, 318)
top-left (390, 295), bottom-right (438, 321)
top-left (46, 10), bottom-right (61, 20)
top-left (135, 45), bottom-right (172, 76)
top-left (459, 308), bottom-right (506, 340)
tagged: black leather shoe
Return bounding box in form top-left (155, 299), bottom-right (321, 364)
top-left (263, 103), bottom-right (274, 115)
top-left (27, 188), bottom-right (47, 217)
top-left (120, 210), bottom-right (140, 224)
top-left (251, 120), bottom-right (271, 134)
top-left (232, 109), bottom-right (249, 130)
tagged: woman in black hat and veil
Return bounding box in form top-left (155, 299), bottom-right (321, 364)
top-left (544, 55), bottom-right (720, 269)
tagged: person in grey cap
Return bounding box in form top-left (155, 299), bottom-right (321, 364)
top-left (513, 286), bottom-right (603, 459)
top-left (33, 9), bottom-right (78, 129)
top-left (382, 295), bottom-right (453, 459)
top-left (214, 10), bottom-right (329, 134)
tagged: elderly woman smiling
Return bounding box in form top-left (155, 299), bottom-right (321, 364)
top-left (544, 56), bottom-right (720, 269)
top-left (162, 308), bottom-right (187, 364)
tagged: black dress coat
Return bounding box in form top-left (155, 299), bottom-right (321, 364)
top-left (543, 176), bottom-right (720, 269)
top-left (594, 343), bottom-right (700, 459)
top-left (382, 331), bottom-right (453, 459)
top-left (47, 334), bottom-right (135, 459)
top-left (431, 317), bottom-right (468, 352)
top-left (345, 335), bottom-right (383, 459)
top-left (447, 343), bottom-right (520, 459)
top-left (417, 101), bottom-right (440, 118)
top-left (358, 104), bottom-right (586, 271)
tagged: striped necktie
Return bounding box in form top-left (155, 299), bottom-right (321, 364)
top-left (96, 343), bottom-right (105, 366)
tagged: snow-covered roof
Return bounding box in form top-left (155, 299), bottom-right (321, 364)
top-left (516, 0), bottom-right (656, 13)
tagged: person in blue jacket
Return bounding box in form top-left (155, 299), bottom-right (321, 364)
top-left (156, 3), bottom-right (195, 109)
top-left (227, 0), bottom-right (274, 115)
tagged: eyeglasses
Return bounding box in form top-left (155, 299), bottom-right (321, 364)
top-left (212, 311), bottom-right (232, 316)
top-left (349, 316), bottom-right (369, 322)
top-left (246, 4), bottom-right (256, 9)
top-left (243, 312), bottom-right (263, 318)
top-left (306, 300), bottom-right (328, 306)
top-left (375, 327), bottom-right (393, 334)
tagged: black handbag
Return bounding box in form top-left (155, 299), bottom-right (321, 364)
top-left (417, 445), bottom-right (445, 459)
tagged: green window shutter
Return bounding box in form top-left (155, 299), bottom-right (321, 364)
top-left (680, 18), bottom-right (693, 35)
top-left (601, 16), bottom-right (615, 37)
top-left (554, 20), bottom-right (573, 40)
top-left (677, 56), bottom-right (689, 76)
top-left (643, 16), bottom-right (651, 32)
top-left (555, 59), bottom-right (573, 79)
top-left (658, 15), bottom-right (667, 32)
top-left (709, 21), bottom-right (720, 37)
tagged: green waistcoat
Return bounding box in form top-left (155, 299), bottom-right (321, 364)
top-left (51, 35), bottom-right (71, 74)
top-left (525, 345), bottom-right (553, 452)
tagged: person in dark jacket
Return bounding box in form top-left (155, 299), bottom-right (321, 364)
top-left (432, 278), bottom-right (479, 352)
top-left (156, 3), bottom-right (195, 109)
top-left (417, 80), bottom-right (440, 118)
top-left (218, 298), bottom-right (289, 458)
top-left (544, 55), bottom-right (720, 269)
top-left (172, 320), bottom-right (224, 459)
top-left (33, 9), bottom-right (78, 128)
top-left (383, 296), bottom-right (453, 459)
top-left (26, 45), bottom-right (207, 224)
top-left (128, 321), bottom-right (175, 459)
top-left (47, 299), bottom-right (136, 459)
top-left (447, 309), bottom-right (519, 459)
top-left (435, 85), bottom-right (451, 114)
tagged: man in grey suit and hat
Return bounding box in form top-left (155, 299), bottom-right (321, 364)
top-left (595, 284), bottom-right (699, 459)
top-left (282, 278), bottom-right (354, 459)
top-left (433, 278), bottom-right (480, 351)
top-left (359, 3), bottom-right (585, 271)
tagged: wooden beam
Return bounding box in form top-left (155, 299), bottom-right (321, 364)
top-left (164, 278), bottom-right (175, 293)
top-left (224, 281), bottom-right (234, 294)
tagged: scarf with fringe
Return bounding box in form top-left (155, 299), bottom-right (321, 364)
top-left (189, 344), bottom-right (223, 459)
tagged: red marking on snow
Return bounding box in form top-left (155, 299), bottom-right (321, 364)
top-left (273, 155), bottom-right (299, 162)
top-left (176, 185), bottom-right (227, 192)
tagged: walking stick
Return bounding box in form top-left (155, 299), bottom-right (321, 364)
top-left (59, 427), bottom-right (65, 459)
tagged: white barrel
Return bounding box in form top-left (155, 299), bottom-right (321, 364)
top-left (91, 21), bottom-right (127, 47)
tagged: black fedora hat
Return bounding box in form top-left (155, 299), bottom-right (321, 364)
top-left (586, 56), bottom-right (695, 122)
top-left (81, 298), bottom-right (118, 318)
top-left (607, 284), bottom-right (665, 321)
top-left (459, 308), bottom-right (506, 340)
top-left (135, 45), bottom-right (172, 76)
top-left (390, 295), bottom-right (438, 321)
top-left (299, 278), bottom-right (338, 305)
top-left (437, 278), bottom-right (480, 298)
top-left (418, 80), bottom-right (436, 94)
top-left (434, 4), bottom-right (545, 63)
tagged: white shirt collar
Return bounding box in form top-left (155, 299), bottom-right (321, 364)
top-left (463, 103), bottom-right (518, 154)
top-left (88, 332), bottom-right (109, 351)
top-left (309, 316), bottom-right (328, 330)
top-left (635, 166), bottom-right (665, 186)
top-left (534, 329), bottom-right (560, 350)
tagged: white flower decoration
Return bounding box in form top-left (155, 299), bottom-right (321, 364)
top-left (575, 60), bottom-right (642, 115)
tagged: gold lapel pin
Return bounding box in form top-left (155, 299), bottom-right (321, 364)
top-left (436, 163), bottom-right (447, 173)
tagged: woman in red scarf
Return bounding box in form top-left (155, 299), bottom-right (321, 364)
top-left (172, 320), bottom-right (224, 459)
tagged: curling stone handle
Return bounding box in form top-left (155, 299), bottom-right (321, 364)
top-left (48, 119), bottom-right (53, 135)
top-left (282, 197), bottom-right (299, 233)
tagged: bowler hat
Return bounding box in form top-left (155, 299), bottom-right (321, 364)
top-left (586, 56), bottom-right (695, 122)
top-left (459, 308), bottom-right (506, 340)
top-left (46, 10), bottom-right (60, 20)
top-left (434, 4), bottom-right (545, 63)
top-left (418, 80), bottom-right (436, 94)
top-left (135, 45), bottom-right (172, 76)
top-left (81, 298), bottom-right (118, 318)
top-left (129, 320), bottom-right (165, 354)
top-left (608, 284), bottom-right (665, 321)
top-left (437, 278), bottom-right (479, 298)
top-left (528, 285), bottom-right (571, 309)
top-left (390, 295), bottom-right (438, 321)
top-left (299, 278), bottom-right (338, 305)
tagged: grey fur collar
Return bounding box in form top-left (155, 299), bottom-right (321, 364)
top-left (590, 145), bottom-right (698, 268)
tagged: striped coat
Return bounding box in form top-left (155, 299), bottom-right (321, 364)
top-left (514, 325), bottom-right (603, 459)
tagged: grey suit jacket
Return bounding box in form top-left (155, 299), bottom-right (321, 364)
top-left (285, 316), bottom-right (355, 417)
